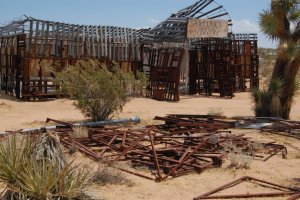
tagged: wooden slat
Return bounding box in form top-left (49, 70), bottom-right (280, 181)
top-left (39, 21), bottom-right (45, 56)
top-left (108, 26), bottom-right (111, 59)
top-left (95, 26), bottom-right (100, 58)
top-left (44, 22), bottom-right (50, 56)
top-left (92, 26), bottom-right (96, 57)
top-left (67, 24), bottom-right (72, 57)
top-left (26, 20), bottom-right (33, 56)
top-left (61, 23), bottom-right (65, 57)
top-left (125, 28), bottom-right (129, 60)
top-left (76, 25), bottom-right (80, 57)
top-left (134, 29), bottom-right (139, 60)
top-left (33, 20), bottom-right (39, 57)
top-left (82, 25), bottom-right (85, 57)
top-left (111, 26), bottom-right (115, 60)
top-left (51, 23), bottom-right (56, 56)
top-left (86, 25), bottom-right (90, 57)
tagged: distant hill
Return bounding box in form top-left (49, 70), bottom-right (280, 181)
top-left (258, 48), bottom-right (299, 82)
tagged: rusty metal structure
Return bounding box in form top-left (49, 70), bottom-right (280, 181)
top-left (141, 0), bottom-right (235, 101)
top-left (0, 16), bottom-right (144, 99)
top-left (189, 34), bottom-right (259, 97)
top-left (259, 119), bottom-right (300, 140)
top-left (193, 176), bottom-right (300, 199)
top-left (141, 0), bottom-right (259, 100)
top-left (0, 0), bottom-right (259, 101)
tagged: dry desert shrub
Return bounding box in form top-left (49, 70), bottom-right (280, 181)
top-left (207, 107), bottom-right (224, 116)
top-left (0, 133), bottom-right (91, 200)
top-left (91, 163), bottom-right (130, 186)
top-left (227, 152), bottom-right (253, 169)
top-left (223, 141), bottom-right (253, 169)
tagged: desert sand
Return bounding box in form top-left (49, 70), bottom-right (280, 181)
top-left (1, 92), bottom-right (300, 131)
top-left (0, 92), bottom-right (300, 200)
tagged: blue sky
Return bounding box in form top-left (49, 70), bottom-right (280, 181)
top-left (0, 0), bottom-right (276, 48)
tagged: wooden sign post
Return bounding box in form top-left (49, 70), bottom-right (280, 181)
top-left (187, 19), bottom-right (228, 38)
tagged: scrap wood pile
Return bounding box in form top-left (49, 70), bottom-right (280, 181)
top-left (41, 115), bottom-right (288, 182)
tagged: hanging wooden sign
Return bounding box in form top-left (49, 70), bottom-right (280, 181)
top-left (187, 19), bottom-right (228, 38)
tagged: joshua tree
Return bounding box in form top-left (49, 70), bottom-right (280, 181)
top-left (259, 0), bottom-right (300, 119)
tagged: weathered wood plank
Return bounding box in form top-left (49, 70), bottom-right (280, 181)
top-left (26, 20), bottom-right (33, 56)
top-left (33, 20), bottom-right (39, 57)
top-left (51, 23), bottom-right (56, 56)
top-left (95, 26), bottom-right (100, 58)
top-left (44, 21), bottom-right (50, 56)
top-left (76, 25), bottom-right (80, 57)
top-left (39, 21), bottom-right (45, 56)
top-left (82, 25), bottom-right (85, 57)
top-left (86, 25), bottom-right (90, 57)
top-left (92, 26), bottom-right (96, 57)
top-left (108, 26), bottom-right (111, 59)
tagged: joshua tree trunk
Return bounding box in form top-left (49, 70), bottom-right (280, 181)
top-left (281, 55), bottom-right (300, 119)
top-left (258, 0), bottom-right (299, 119)
top-left (269, 52), bottom-right (289, 81)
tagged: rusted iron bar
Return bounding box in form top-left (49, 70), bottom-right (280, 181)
top-left (61, 138), bottom-right (99, 159)
top-left (108, 127), bottom-right (154, 165)
top-left (193, 176), bottom-right (299, 200)
top-left (194, 192), bottom-right (296, 199)
top-left (162, 139), bottom-right (208, 181)
top-left (98, 135), bottom-right (118, 157)
top-left (287, 192), bottom-right (300, 200)
top-left (149, 132), bottom-right (163, 181)
top-left (111, 165), bottom-right (155, 181)
top-left (130, 150), bottom-right (212, 170)
top-left (46, 118), bottom-right (73, 127)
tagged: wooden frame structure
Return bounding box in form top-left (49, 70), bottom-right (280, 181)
top-left (142, 0), bottom-right (232, 43)
top-left (141, 0), bottom-right (240, 101)
top-left (0, 0), bottom-right (259, 101)
top-left (0, 16), bottom-right (144, 99)
top-left (189, 34), bottom-right (259, 97)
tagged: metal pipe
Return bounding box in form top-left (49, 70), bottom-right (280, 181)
top-left (0, 116), bottom-right (141, 135)
top-left (74, 116), bottom-right (141, 127)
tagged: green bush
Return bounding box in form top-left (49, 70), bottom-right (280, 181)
top-left (252, 78), bottom-right (287, 117)
top-left (57, 60), bottom-right (133, 121)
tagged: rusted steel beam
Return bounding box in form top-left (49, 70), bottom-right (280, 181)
top-left (194, 191), bottom-right (296, 199)
top-left (111, 165), bottom-right (155, 181)
top-left (193, 176), bottom-right (299, 200)
top-left (46, 118), bottom-right (73, 127)
top-left (61, 138), bottom-right (99, 159)
top-left (108, 127), bottom-right (154, 165)
top-left (162, 139), bottom-right (208, 180)
top-left (287, 192), bottom-right (300, 200)
top-left (149, 132), bottom-right (163, 181)
top-left (98, 135), bottom-right (118, 157)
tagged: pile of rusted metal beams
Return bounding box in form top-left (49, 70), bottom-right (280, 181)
top-left (35, 115), bottom-right (288, 182)
top-left (259, 119), bottom-right (300, 140)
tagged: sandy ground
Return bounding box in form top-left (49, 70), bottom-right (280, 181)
top-left (1, 92), bottom-right (300, 131)
top-left (0, 92), bottom-right (300, 200)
